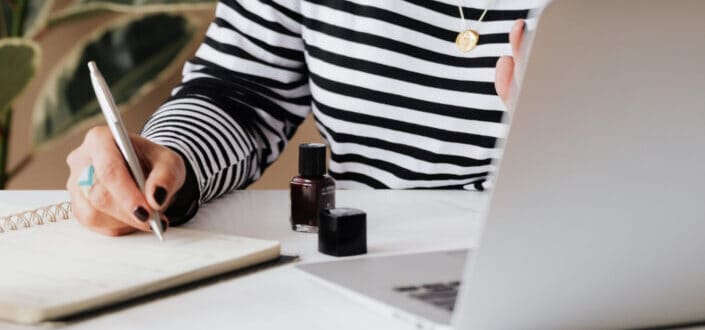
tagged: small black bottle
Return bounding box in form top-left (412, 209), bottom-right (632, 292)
top-left (290, 143), bottom-right (335, 233)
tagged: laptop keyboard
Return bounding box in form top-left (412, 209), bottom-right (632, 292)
top-left (393, 281), bottom-right (461, 312)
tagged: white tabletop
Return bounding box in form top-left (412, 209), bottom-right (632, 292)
top-left (0, 190), bottom-right (487, 330)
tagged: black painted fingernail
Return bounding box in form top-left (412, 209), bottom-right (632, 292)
top-left (133, 207), bottom-right (149, 222)
top-left (154, 186), bottom-right (167, 206)
top-left (161, 220), bottom-right (168, 232)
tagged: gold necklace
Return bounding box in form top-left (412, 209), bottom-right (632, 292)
top-left (455, 0), bottom-right (491, 53)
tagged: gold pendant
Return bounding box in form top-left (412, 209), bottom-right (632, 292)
top-left (456, 29), bottom-right (479, 53)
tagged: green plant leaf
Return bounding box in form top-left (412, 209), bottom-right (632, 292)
top-left (48, 0), bottom-right (215, 28)
top-left (0, 38), bottom-right (40, 114)
top-left (21, 0), bottom-right (55, 38)
top-left (32, 13), bottom-right (195, 146)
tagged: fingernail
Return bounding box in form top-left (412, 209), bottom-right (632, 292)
top-left (154, 186), bottom-right (167, 206)
top-left (133, 207), bottom-right (149, 222)
top-left (161, 220), bottom-right (168, 232)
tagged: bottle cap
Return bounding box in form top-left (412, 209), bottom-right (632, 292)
top-left (299, 143), bottom-right (327, 177)
top-left (318, 208), bottom-right (367, 257)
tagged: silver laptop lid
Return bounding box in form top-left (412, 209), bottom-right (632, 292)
top-left (455, 0), bottom-right (705, 329)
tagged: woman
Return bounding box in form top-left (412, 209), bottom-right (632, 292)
top-left (65, 0), bottom-right (541, 236)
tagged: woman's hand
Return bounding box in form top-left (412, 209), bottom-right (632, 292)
top-left (66, 126), bottom-right (186, 236)
top-left (495, 19), bottom-right (526, 108)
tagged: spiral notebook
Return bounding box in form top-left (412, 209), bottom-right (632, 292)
top-left (0, 202), bottom-right (280, 324)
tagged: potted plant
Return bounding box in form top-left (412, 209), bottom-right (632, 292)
top-left (0, 0), bottom-right (215, 189)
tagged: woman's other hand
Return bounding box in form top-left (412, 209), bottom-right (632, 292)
top-left (495, 19), bottom-right (525, 108)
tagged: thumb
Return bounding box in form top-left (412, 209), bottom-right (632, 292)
top-left (495, 19), bottom-right (525, 108)
top-left (133, 137), bottom-right (186, 212)
top-left (145, 151), bottom-right (186, 212)
top-left (510, 19), bottom-right (526, 61)
top-left (495, 55), bottom-right (515, 108)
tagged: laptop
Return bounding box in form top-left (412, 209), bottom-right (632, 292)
top-left (297, 0), bottom-right (705, 329)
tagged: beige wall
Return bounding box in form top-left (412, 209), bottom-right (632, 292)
top-left (248, 115), bottom-right (324, 189)
top-left (7, 3), bottom-right (323, 190)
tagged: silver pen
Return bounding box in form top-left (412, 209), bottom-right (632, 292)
top-left (87, 61), bottom-right (164, 241)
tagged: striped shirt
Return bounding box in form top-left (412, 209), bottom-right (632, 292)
top-left (142, 0), bottom-right (546, 205)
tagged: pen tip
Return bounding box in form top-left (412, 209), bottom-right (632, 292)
top-left (155, 229), bottom-right (165, 242)
top-left (148, 219), bottom-right (165, 241)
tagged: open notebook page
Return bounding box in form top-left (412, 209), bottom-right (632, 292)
top-left (0, 205), bottom-right (280, 324)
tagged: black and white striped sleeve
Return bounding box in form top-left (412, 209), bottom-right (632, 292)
top-left (141, 0), bottom-right (311, 204)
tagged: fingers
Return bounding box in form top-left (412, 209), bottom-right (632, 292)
top-left (495, 19), bottom-right (525, 108)
top-left (510, 19), bottom-right (525, 60)
top-left (133, 136), bottom-right (186, 212)
top-left (67, 174), bottom-right (137, 237)
top-left (495, 56), bottom-right (515, 107)
top-left (73, 197), bottom-right (138, 236)
top-left (82, 127), bottom-right (153, 231)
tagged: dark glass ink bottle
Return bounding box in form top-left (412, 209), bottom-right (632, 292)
top-left (290, 143), bottom-right (335, 233)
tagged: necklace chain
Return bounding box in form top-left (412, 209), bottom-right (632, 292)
top-left (457, 0), bottom-right (490, 31)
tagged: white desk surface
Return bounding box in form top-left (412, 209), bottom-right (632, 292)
top-left (0, 190), bottom-right (486, 330)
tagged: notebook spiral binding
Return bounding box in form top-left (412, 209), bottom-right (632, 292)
top-left (0, 202), bottom-right (72, 233)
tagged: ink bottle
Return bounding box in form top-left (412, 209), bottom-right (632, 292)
top-left (290, 143), bottom-right (335, 233)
